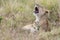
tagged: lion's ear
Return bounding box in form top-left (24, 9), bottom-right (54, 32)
top-left (43, 10), bottom-right (49, 16)
top-left (45, 10), bottom-right (49, 13)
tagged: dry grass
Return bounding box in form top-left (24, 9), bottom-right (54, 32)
top-left (0, 0), bottom-right (60, 40)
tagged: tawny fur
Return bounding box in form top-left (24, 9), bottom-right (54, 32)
top-left (22, 23), bottom-right (38, 33)
top-left (34, 4), bottom-right (51, 32)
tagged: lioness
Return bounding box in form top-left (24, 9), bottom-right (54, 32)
top-left (33, 4), bottom-right (51, 32)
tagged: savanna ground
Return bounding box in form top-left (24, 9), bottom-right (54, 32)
top-left (0, 0), bottom-right (60, 40)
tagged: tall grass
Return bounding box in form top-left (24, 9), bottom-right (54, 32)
top-left (0, 0), bottom-right (60, 29)
top-left (0, 0), bottom-right (60, 40)
top-left (0, 0), bottom-right (35, 28)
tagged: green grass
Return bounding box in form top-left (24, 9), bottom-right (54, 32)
top-left (0, 16), bottom-right (2, 23)
top-left (0, 0), bottom-right (60, 40)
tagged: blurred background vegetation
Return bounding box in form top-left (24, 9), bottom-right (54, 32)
top-left (0, 0), bottom-right (60, 28)
top-left (0, 0), bottom-right (60, 40)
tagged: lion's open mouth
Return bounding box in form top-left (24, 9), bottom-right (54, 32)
top-left (34, 7), bottom-right (39, 13)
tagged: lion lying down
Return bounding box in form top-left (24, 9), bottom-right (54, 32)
top-left (22, 22), bottom-right (39, 33)
top-left (22, 4), bottom-right (51, 33)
